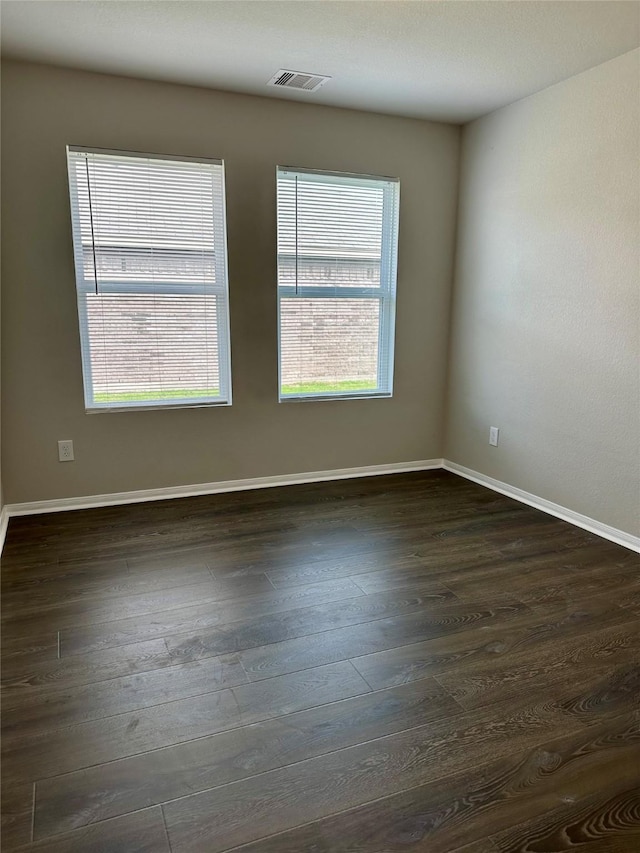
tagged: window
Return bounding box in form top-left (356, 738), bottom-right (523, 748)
top-left (277, 167), bottom-right (399, 401)
top-left (67, 147), bottom-right (232, 411)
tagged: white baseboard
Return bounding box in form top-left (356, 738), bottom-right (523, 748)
top-left (3, 459), bottom-right (443, 519)
top-left (0, 507), bottom-right (9, 555)
top-left (2, 458), bottom-right (637, 558)
top-left (443, 460), bottom-right (640, 554)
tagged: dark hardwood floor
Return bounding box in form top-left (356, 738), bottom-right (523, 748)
top-left (1, 470), bottom-right (639, 852)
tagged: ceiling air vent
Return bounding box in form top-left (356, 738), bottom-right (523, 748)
top-left (268, 69), bottom-right (331, 92)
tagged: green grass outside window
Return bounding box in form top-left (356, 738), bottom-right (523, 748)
top-left (94, 379), bottom-right (378, 403)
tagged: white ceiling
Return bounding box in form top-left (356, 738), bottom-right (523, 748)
top-left (1, 1), bottom-right (639, 123)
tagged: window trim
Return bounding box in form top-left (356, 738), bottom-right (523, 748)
top-left (66, 146), bottom-right (233, 413)
top-left (276, 165), bottom-right (400, 403)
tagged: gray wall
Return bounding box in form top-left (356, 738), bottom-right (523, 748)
top-left (1, 61), bottom-right (460, 503)
top-left (445, 50), bottom-right (640, 536)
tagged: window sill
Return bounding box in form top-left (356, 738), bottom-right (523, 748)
top-left (279, 392), bottom-right (392, 404)
top-left (85, 400), bottom-right (231, 414)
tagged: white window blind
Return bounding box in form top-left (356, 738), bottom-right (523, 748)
top-left (67, 147), bottom-right (232, 411)
top-left (277, 167), bottom-right (399, 401)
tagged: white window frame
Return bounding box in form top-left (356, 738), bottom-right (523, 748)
top-left (276, 166), bottom-right (400, 402)
top-left (67, 146), bottom-right (232, 412)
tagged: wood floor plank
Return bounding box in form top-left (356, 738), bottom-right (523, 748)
top-left (619, 584), bottom-right (640, 615)
top-left (332, 538), bottom-right (632, 605)
top-left (522, 573), bottom-right (640, 612)
top-left (450, 843), bottom-right (498, 853)
top-left (446, 561), bottom-right (637, 612)
top-left (33, 678), bottom-right (460, 838)
top-left (430, 543), bottom-right (636, 599)
top-left (0, 556), bottom-right (127, 585)
top-left (265, 543), bottom-right (499, 589)
top-left (348, 500), bottom-right (496, 532)
top-left (2, 661), bottom-right (370, 781)
top-left (265, 548), bottom-right (429, 589)
top-left (10, 807), bottom-right (170, 852)
top-left (237, 600), bottom-right (529, 681)
top-left (1, 572), bottom-right (276, 633)
top-left (434, 617), bottom-right (640, 710)
top-left (58, 577), bottom-right (367, 655)
top-left (2, 556), bottom-right (123, 591)
top-left (495, 527), bottom-right (635, 560)
top-left (1, 563), bottom-right (213, 617)
top-left (63, 581), bottom-right (458, 658)
top-left (161, 666), bottom-right (640, 852)
top-left (350, 596), bottom-right (634, 691)
top-left (1, 652), bottom-right (248, 733)
top-left (426, 510), bottom-right (567, 544)
top-left (5, 583), bottom-right (381, 691)
top-left (1, 781), bottom-right (34, 851)
top-left (2, 638), bottom-right (181, 691)
top-left (1, 633), bottom-right (59, 670)
top-left (491, 787), bottom-right (640, 852)
top-left (201, 523), bottom-right (402, 578)
top-left (205, 524), bottom-right (503, 581)
top-left (351, 552), bottom-right (588, 600)
top-left (346, 557), bottom-right (499, 594)
top-left (221, 713), bottom-right (639, 853)
top-left (0, 552), bottom-right (59, 573)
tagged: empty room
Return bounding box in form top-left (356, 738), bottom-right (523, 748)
top-left (1, 1), bottom-right (639, 851)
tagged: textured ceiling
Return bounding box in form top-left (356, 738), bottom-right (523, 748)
top-left (1, 0), bottom-right (639, 123)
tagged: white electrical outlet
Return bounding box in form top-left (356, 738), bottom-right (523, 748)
top-left (58, 440), bottom-right (74, 462)
top-left (489, 427), bottom-right (499, 447)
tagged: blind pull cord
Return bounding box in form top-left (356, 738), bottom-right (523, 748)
top-left (85, 157), bottom-right (99, 295)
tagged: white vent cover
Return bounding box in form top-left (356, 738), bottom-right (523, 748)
top-left (268, 69), bottom-right (331, 92)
